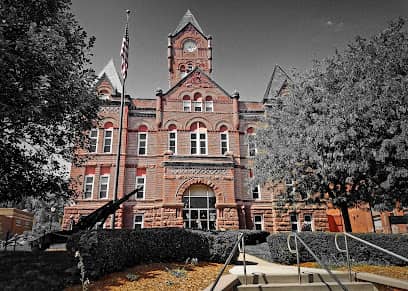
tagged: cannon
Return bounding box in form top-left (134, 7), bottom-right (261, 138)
top-left (32, 187), bottom-right (141, 251)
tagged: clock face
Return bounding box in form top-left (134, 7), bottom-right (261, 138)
top-left (183, 40), bottom-right (197, 52)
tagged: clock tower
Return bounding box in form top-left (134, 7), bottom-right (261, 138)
top-left (168, 10), bottom-right (212, 87)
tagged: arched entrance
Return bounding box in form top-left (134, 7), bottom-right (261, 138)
top-left (182, 184), bottom-right (216, 230)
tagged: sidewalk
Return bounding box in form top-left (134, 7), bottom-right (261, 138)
top-left (229, 253), bottom-right (345, 276)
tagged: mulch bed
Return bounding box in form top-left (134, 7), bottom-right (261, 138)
top-left (65, 262), bottom-right (231, 291)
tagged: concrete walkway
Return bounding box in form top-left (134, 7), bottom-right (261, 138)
top-left (230, 253), bottom-right (346, 276)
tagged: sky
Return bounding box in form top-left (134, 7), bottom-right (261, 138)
top-left (71, 0), bottom-right (408, 101)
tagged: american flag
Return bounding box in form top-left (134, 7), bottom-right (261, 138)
top-left (120, 23), bottom-right (129, 80)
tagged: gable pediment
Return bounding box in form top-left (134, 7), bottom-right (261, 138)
top-left (163, 68), bottom-right (231, 102)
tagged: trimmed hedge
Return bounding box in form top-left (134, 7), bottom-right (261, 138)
top-left (267, 232), bottom-right (408, 266)
top-left (67, 228), bottom-right (242, 279)
top-left (204, 229), bottom-right (269, 245)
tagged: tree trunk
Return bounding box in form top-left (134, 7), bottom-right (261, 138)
top-left (340, 204), bottom-right (352, 232)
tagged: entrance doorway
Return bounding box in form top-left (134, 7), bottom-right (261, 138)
top-left (182, 184), bottom-right (216, 230)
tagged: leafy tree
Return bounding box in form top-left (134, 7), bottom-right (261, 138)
top-left (254, 18), bottom-right (408, 232)
top-left (0, 0), bottom-right (100, 204)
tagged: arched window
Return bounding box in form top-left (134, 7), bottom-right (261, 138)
top-left (187, 62), bottom-right (193, 72)
top-left (182, 95), bottom-right (191, 112)
top-left (103, 122), bottom-right (114, 153)
top-left (220, 125), bottom-right (229, 155)
top-left (193, 92), bottom-right (202, 112)
top-left (168, 124), bottom-right (177, 154)
top-left (205, 96), bottom-right (213, 112)
top-left (247, 127), bottom-right (256, 157)
top-left (179, 65), bottom-right (187, 79)
top-left (182, 184), bottom-right (216, 230)
top-left (190, 122), bottom-right (207, 155)
top-left (138, 125), bottom-right (148, 155)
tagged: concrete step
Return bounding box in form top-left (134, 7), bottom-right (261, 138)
top-left (237, 281), bottom-right (377, 291)
top-left (238, 272), bottom-right (355, 284)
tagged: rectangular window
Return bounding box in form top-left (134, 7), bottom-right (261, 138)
top-left (248, 134), bottom-right (256, 157)
top-left (290, 213), bottom-right (299, 232)
top-left (205, 101), bottom-right (213, 112)
top-left (89, 128), bottom-right (98, 153)
top-left (135, 176), bottom-right (146, 199)
top-left (252, 185), bottom-right (260, 200)
top-left (138, 132), bottom-right (147, 155)
top-left (302, 214), bottom-right (313, 231)
top-left (191, 132), bottom-right (207, 155)
top-left (99, 175), bottom-right (109, 199)
top-left (193, 101), bottom-right (202, 112)
top-left (183, 100), bottom-right (191, 112)
top-left (220, 132), bottom-right (229, 155)
top-left (254, 215), bottom-right (263, 230)
top-left (168, 131), bottom-right (177, 154)
top-left (134, 214), bottom-right (144, 230)
top-left (83, 175), bottom-right (94, 199)
top-left (103, 129), bottom-right (113, 153)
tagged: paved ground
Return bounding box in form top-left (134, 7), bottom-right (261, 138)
top-left (230, 252), bottom-right (345, 276)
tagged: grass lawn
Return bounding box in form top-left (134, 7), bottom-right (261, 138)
top-left (65, 262), bottom-right (231, 291)
top-left (299, 262), bottom-right (408, 280)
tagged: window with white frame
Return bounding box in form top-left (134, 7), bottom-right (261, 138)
top-left (290, 213), bottom-right (299, 232)
top-left (134, 214), bottom-right (144, 230)
top-left (83, 175), bottom-right (94, 199)
top-left (138, 132), bottom-right (147, 155)
top-left (220, 132), bottom-right (229, 155)
top-left (183, 100), bottom-right (191, 112)
top-left (248, 134), bottom-right (256, 157)
top-left (135, 176), bottom-right (146, 199)
top-left (252, 185), bottom-right (260, 200)
top-left (254, 215), bottom-right (263, 230)
top-left (190, 122), bottom-right (207, 155)
top-left (193, 101), bottom-right (202, 112)
top-left (302, 214), bottom-right (313, 231)
top-left (103, 128), bottom-right (113, 153)
top-left (89, 128), bottom-right (98, 153)
top-left (205, 97), bottom-right (213, 112)
top-left (99, 175), bottom-right (109, 199)
top-left (168, 130), bottom-right (177, 154)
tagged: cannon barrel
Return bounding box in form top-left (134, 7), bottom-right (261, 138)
top-left (33, 186), bottom-right (142, 251)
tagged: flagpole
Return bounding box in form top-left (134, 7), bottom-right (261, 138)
top-left (112, 9), bottom-right (130, 229)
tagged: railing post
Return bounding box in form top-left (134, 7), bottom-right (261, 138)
top-left (242, 237), bottom-right (247, 285)
top-left (287, 233), bottom-right (301, 284)
top-left (344, 233), bottom-right (352, 282)
top-left (335, 233), bottom-right (352, 282)
top-left (294, 234), bottom-right (301, 284)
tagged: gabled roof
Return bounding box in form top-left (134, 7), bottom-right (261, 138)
top-left (163, 67), bottom-right (232, 98)
top-left (263, 64), bottom-right (292, 103)
top-left (96, 59), bottom-right (122, 93)
top-left (172, 9), bottom-right (205, 36)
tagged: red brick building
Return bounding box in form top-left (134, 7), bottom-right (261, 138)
top-left (62, 10), bottom-right (332, 232)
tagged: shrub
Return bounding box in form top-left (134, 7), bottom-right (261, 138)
top-left (67, 228), bottom-right (241, 279)
top-left (267, 232), bottom-right (408, 266)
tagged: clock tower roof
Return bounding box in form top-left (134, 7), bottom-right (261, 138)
top-left (172, 9), bottom-right (205, 36)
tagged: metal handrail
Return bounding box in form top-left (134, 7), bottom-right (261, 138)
top-left (210, 232), bottom-right (247, 291)
top-left (287, 233), bottom-right (348, 291)
top-left (335, 232), bottom-right (408, 282)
